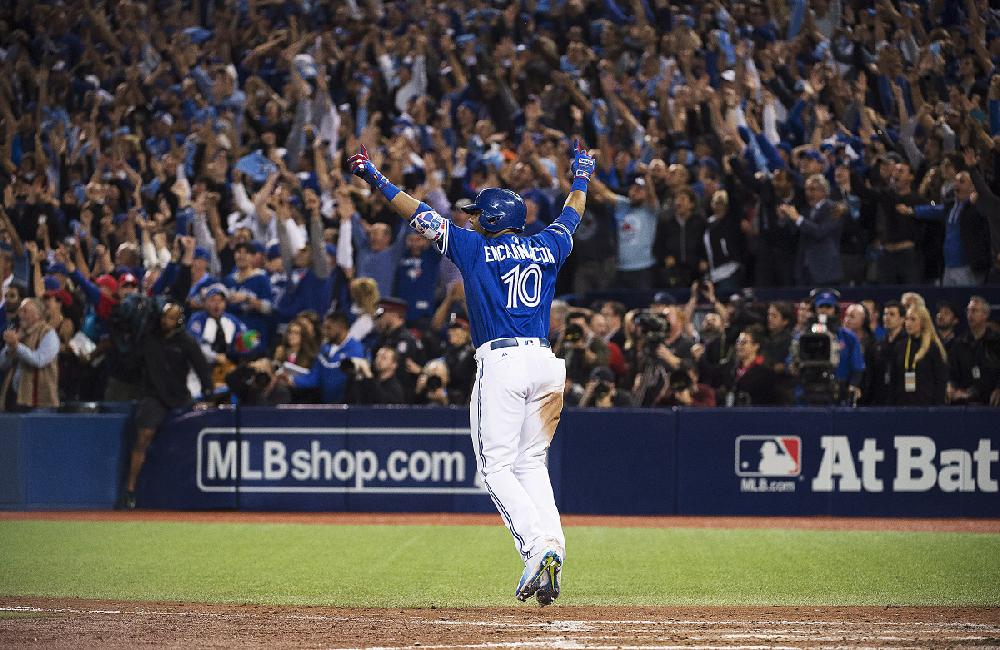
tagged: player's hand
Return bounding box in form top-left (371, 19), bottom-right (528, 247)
top-left (348, 144), bottom-right (387, 189)
top-left (570, 139), bottom-right (596, 182)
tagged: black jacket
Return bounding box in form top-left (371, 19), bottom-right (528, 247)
top-left (890, 335), bottom-right (948, 406)
top-left (141, 328), bottom-right (213, 407)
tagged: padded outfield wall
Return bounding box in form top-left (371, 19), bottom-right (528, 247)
top-left (1, 406), bottom-right (997, 516)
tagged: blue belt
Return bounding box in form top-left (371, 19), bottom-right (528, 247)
top-left (489, 337), bottom-right (551, 351)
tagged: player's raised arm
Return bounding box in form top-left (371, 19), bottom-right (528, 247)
top-left (564, 139), bottom-right (595, 217)
top-left (348, 145), bottom-right (446, 243)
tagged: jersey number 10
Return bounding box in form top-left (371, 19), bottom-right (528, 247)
top-left (500, 263), bottom-right (543, 309)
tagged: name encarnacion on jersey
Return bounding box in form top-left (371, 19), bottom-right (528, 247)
top-left (483, 242), bottom-right (556, 264)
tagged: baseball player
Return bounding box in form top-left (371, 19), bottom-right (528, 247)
top-left (349, 141), bottom-right (595, 606)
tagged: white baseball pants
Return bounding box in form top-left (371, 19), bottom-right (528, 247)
top-left (470, 339), bottom-right (566, 561)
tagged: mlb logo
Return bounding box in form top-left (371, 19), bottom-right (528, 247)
top-left (735, 436), bottom-right (801, 477)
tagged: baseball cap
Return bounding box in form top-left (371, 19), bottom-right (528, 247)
top-left (47, 263), bottom-right (69, 276)
top-left (813, 290), bottom-right (838, 308)
top-left (95, 274), bottom-right (119, 293)
top-left (43, 276), bottom-right (61, 291)
top-left (800, 149), bottom-right (824, 163)
top-left (202, 283), bottom-right (228, 300)
top-left (589, 366), bottom-right (616, 383)
top-left (235, 240), bottom-right (265, 255)
top-left (375, 297), bottom-right (408, 318)
top-left (652, 291), bottom-right (677, 306)
top-left (194, 246), bottom-right (212, 261)
top-left (43, 288), bottom-right (72, 306)
top-left (266, 243), bottom-right (282, 260)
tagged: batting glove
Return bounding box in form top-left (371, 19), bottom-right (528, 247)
top-left (349, 145), bottom-right (386, 188)
top-left (570, 139), bottom-right (595, 191)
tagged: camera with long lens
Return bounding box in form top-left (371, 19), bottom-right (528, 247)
top-left (635, 312), bottom-right (670, 355)
top-left (669, 368), bottom-right (692, 392)
top-left (790, 314), bottom-right (840, 405)
top-left (563, 322), bottom-right (585, 344)
top-left (425, 375), bottom-right (443, 391)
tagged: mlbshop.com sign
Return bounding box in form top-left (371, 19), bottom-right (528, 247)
top-left (197, 428), bottom-right (486, 495)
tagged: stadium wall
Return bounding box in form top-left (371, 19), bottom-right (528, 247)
top-left (3, 406), bottom-right (998, 516)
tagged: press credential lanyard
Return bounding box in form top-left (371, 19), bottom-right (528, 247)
top-left (904, 338), bottom-right (916, 393)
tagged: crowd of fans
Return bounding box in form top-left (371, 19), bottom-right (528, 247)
top-left (0, 0), bottom-right (999, 419)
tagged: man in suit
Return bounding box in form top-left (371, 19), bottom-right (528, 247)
top-left (906, 171), bottom-right (990, 286)
top-left (780, 175), bottom-right (843, 286)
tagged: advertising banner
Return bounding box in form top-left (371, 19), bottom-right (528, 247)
top-left (676, 408), bottom-right (999, 516)
top-left (138, 406), bottom-right (493, 512)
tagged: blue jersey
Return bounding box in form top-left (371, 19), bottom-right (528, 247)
top-left (411, 204), bottom-right (580, 347)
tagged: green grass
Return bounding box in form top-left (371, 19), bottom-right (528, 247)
top-left (1, 520), bottom-right (997, 607)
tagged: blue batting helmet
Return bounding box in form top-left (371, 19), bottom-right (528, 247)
top-left (462, 188), bottom-right (526, 233)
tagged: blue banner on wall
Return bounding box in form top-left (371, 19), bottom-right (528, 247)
top-left (675, 408), bottom-right (1000, 516)
top-left (139, 406), bottom-right (494, 512)
top-left (50, 405), bottom-right (996, 517)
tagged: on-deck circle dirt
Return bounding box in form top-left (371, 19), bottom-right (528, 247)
top-left (2, 512), bottom-right (998, 648)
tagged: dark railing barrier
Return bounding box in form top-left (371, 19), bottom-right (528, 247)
top-left (3, 406), bottom-right (997, 517)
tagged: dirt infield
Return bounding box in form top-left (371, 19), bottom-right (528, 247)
top-left (2, 597), bottom-right (999, 649)
top-left (3, 512), bottom-right (999, 648)
top-left (3, 510), bottom-right (1000, 533)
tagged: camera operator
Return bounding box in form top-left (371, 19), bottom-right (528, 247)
top-left (578, 366), bottom-right (631, 408)
top-left (415, 358), bottom-right (451, 406)
top-left (345, 346), bottom-right (406, 405)
top-left (631, 310), bottom-right (680, 407)
top-left (656, 360), bottom-right (716, 407)
top-left (789, 291), bottom-right (864, 405)
top-left (121, 302), bottom-right (213, 509)
top-left (723, 325), bottom-right (779, 406)
top-left (556, 309), bottom-right (609, 388)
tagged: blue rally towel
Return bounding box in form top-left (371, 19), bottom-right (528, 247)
top-left (235, 150), bottom-right (278, 183)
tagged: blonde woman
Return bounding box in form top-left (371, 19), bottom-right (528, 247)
top-left (347, 277), bottom-right (380, 347)
top-left (892, 305), bottom-right (948, 405)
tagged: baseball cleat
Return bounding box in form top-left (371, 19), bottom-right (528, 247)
top-left (534, 558), bottom-right (561, 607)
top-left (515, 549), bottom-right (562, 602)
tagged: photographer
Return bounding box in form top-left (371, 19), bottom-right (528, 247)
top-left (415, 358), bottom-right (451, 406)
top-left (345, 346), bottom-right (406, 405)
top-left (578, 366), bottom-right (631, 408)
top-left (788, 291), bottom-right (864, 405)
top-left (656, 361), bottom-right (716, 408)
top-left (556, 310), bottom-right (609, 388)
top-left (442, 315), bottom-right (476, 405)
top-left (722, 325), bottom-right (779, 406)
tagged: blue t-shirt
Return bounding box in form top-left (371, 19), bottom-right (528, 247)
top-left (613, 197), bottom-right (657, 271)
top-left (411, 204), bottom-right (580, 347)
top-left (394, 247), bottom-right (441, 323)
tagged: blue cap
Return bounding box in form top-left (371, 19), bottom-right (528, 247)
top-left (43, 276), bottom-right (61, 291)
top-left (652, 291), bottom-right (677, 305)
top-left (203, 283), bottom-right (228, 300)
top-left (47, 263), bottom-right (69, 276)
top-left (194, 246), bottom-right (211, 261)
top-left (801, 149), bottom-right (824, 163)
top-left (266, 243), bottom-right (281, 260)
top-left (814, 291), bottom-right (838, 307)
top-left (236, 240), bottom-right (265, 255)
top-left (700, 157), bottom-right (721, 174)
